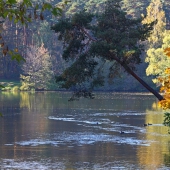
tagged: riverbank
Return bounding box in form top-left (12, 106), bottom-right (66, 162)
top-left (0, 79), bottom-right (159, 93)
top-left (0, 80), bottom-right (21, 91)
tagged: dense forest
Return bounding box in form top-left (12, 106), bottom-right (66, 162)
top-left (1, 0), bottom-right (170, 92)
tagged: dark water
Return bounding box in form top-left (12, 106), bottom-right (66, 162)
top-left (0, 91), bottom-right (170, 169)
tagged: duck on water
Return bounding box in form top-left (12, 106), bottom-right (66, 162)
top-left (144, 123), bottom-right (152, 126)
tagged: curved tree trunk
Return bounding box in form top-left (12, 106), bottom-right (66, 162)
top-left (112, 54), bottom-right (164, 101)
top-left (121, 62), bottom-right (163, 101)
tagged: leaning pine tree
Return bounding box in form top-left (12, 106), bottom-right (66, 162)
top-left (51, 0), bottom-right (163, 101)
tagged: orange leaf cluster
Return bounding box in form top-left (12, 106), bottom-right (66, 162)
top-left (158, 99), bottom-right (170, 110)
top-left (158, 47), bottom-right (170, 109)
top-left (164, 47), bottom-right (170, 58)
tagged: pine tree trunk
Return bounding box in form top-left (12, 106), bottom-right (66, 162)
top-left (120, 61), bottom-right (163, 101)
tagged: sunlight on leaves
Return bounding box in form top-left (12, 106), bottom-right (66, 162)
top-left (164, 47), bottom-right (170, 57)
top-left (158, 47), bottom-right (170, 128)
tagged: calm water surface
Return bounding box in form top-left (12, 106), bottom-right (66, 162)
top-left (0, 91), bottom-right (170, 169)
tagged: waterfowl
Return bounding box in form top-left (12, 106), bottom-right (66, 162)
top-left (120, 131), bottom-right (125, 134)
top-left (143, 123), bottom-right (147, 126)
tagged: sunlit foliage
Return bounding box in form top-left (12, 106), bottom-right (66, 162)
top-left (158, 47), bottom-right (170, 110)
top-left (156, 46), bottom-right (170, 130)
top-left (142, 0), bottom-right (166, 48)
top-left (20, 44), bottom-right (56, 90)
top-left (145, 32), bottom-right (170, 84)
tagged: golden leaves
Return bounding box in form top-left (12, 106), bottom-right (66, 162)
top-left (164, 47), bottom-right (170, 57)
top-left (158, 46), bottom-right (170, 110)
top-left (165, 68), bottom-right (170, 74)
top-left (160, 86), bottom-right (165, 92)
top-left (158, 99), bottom-right (170, 110)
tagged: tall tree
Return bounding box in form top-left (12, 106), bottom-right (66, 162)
top-left (51, 0), bottom-right (163, 101)
top-left (145, 31), bottom-right (170, 83)
top-left (20, 44), bottom-right (56, 90)
top-left (143, 0), bottom-right (168, 85)
top-left (142, 0), bottom-right (166, 48)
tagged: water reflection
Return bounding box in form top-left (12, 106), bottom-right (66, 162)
top-left (164, 141), bottom-right (170, 167)
top-left (137, 102), bottom-right (170, 169)
top-left (0, 92), bottom-right (170, 169)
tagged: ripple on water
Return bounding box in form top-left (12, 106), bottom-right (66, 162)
top-left (0, 159), bottom-right (155, 170)
top-left (48, 115), bottom-right (147, 135)
top-left (15, 139), bottom-right (59, 146)
top-left (9, 132), bottom-right (154, 147)
top-left (93, 112), bottom-right (146, 117)
top-left (48, 116), bottom-right (109, 125)
top-left (48, 116), bottom-right (75, 121)
top-left (1, 159), bottom-right (66, 170)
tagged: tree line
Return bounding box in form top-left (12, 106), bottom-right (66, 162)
top-left (0, 0), bottom-right (170, 92)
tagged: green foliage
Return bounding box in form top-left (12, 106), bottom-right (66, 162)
top-left (2, 86), bottom-right (11, 91)
top-left (52, 0), bottom-right (155, 97)
top-left (0, 0), bottom-right (65, 23)
top-left (0, 84), bottom-right (5, 88)
top-left (65, 0), bottom-right (107, 16)
top-left (9, 50), bottom-right (26, 63)
top-left (57, 54), bottom-right (98, 89)
top-left (163, 112), bottom-right (170, 127)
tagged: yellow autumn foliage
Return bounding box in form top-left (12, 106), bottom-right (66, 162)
top-left (158, 47), bottom-right (170, 109)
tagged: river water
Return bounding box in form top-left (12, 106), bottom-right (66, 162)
top-left (0, 91), bottom-right (170, 169)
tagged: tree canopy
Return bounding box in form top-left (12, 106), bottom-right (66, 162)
top-left (142, 0), bottom-right (166, 48)
top-left (145, 31), bottom-right (170, 84)
top-left (0, 0), bottom-right (68, 62)
top-left (52, 0), bottom-right (163, 100)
